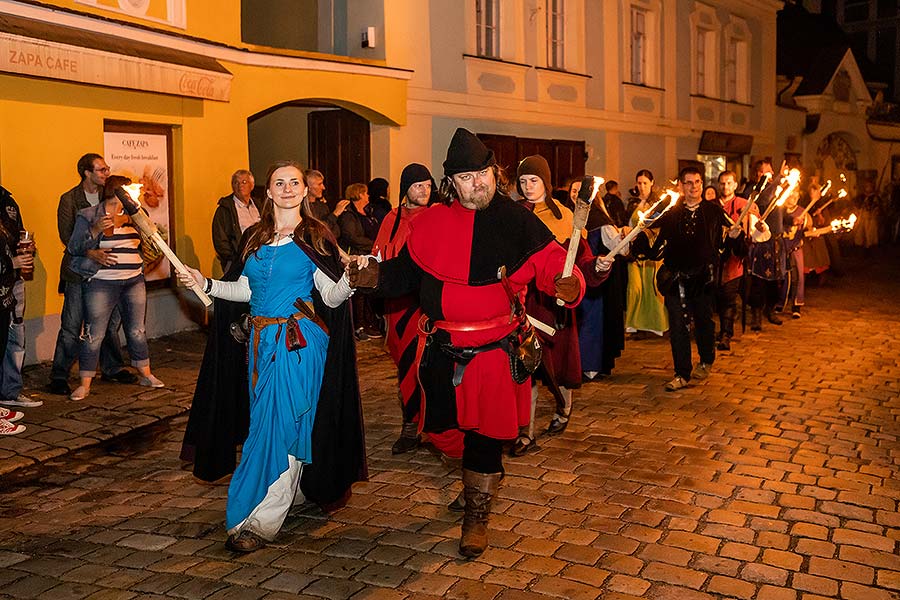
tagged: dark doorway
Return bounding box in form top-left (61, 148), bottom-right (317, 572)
top-left (308, 108), bottom-right (371, 207)
top-left (477, 133), bottom-right (586, 191)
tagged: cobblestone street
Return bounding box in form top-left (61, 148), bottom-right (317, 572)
top-left (0, 247), bottom-right (898, 600)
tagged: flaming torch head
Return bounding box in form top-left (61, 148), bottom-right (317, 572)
top-left (576, 176), bottom-right (605, 205)
top-left (775, 169), bottom-right (802, 207)
top-left (116, 183), bottom-right (144, 216)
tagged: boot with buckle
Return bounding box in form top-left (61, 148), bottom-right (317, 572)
top-left (458, 469), bottom-right (501, 558)
top-left (391, 421), bottom-right (420, 454)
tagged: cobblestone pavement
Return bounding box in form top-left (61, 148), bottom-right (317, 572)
top-left (0, 247), bottom-right (898, 600)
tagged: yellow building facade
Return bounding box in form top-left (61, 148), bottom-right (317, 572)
top-left (0, 0), bottom-right (410, 362)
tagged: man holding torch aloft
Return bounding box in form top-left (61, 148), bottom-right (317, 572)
top-left (348, 128), bottom-right (584, 558)
top-left (632, 166), bottom-right (744, 391)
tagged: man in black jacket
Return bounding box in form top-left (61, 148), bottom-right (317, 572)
top-left (49, 153), bottom-right (136, 395)
top-left (212, 170), bottom-right (260, 274)
top-left (634, 166), bottom-right (743, 391)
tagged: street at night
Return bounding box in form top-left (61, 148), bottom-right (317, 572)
top-left (0, 246), bottom-right (897, 600)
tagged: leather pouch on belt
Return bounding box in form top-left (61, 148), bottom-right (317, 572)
top-left (507, 325), bottom-right (542, 384)
top-left (285, 316), bottom-right (307, 352)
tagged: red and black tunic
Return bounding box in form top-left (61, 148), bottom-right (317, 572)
top-left (376, 195), bottom-right (584, 440)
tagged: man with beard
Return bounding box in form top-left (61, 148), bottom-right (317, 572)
top-left (349, 128), bottom-right (584, 558)
top-left (715, 170), bottom-right (767, 350)
top-left (372, 163), bottom-right (463, 459)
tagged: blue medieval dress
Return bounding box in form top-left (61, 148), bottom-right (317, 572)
top-left (225, 240), bottom-right (330, 540)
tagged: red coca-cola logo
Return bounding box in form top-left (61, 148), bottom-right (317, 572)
top-left (179, 73), bottom-right (215, 97)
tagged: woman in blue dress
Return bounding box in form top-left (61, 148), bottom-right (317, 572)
top-left (181, 161), bottom-right (363, 552)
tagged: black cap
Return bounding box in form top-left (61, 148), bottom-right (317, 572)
top-left (443, 128), bottom-right (495, 177)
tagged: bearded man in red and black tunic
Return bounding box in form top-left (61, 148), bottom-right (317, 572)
top-left (350, 128), bottom-right (585, 558)
top-left (372, 163), bottom-right (464, 459)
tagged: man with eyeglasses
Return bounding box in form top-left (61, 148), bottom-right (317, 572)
top-left (49, 153), bottom-right (136, 395)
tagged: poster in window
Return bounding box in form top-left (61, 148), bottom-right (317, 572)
top-left (103, 129), bottom-right (172, 283)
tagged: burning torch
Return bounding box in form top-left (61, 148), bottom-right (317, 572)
top-left (599, 189), bottom-right (679, 268)
top-left (556, 175), bottom-right (604, 306)
top-left (116, 184), bottom-right (213, 307)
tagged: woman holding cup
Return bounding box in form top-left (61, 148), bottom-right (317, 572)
top-left (66, 175), bottom-right (164, 401)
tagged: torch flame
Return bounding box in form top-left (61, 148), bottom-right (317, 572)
top-left (830, 213), bottom-right (858, 233)
top-left (122, 183), bottom-right (143, 206)
top-left (839, 173), bottom-right (847, 183)
top-left (837, 189), bottom-right (848, 199)
top-left (589, 176), bottom-right (605, 202)
top-left (774, 169), bottom-right (801, 207)
top-left (820, 180), bottom-right (832, 197)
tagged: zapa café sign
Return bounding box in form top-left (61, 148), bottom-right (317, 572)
top-left (0, 32), bottom-right (231, 102)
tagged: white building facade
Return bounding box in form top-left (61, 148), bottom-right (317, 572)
top-left (378, 0), bottom-right (783, 190)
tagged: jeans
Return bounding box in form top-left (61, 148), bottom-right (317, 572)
top-left (78, 275), bottom-right (149, 377)
top-left (0, 279), bottom-right (25, 399)
top-left (665, 284), bottom-right (716, 381)
top-left (51, 280), bottom-right (125, 381)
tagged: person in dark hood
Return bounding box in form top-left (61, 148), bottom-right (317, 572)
top-left (367, 177), bottom-right (392, 225)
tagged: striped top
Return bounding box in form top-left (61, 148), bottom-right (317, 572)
top-left (94, 220), bottom-right (143, 280)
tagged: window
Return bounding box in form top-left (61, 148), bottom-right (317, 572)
top-left (476, 0), bottom-right (500, 58)
top-left (843, 0), bottom-right (870, 22)
top-left (547, 0), bottom-right (565, 69)
top-left (724, 24), bottom-right (750, 103)
top-left (691, 4), bottom-right (719, 98)
top-left (631, 7), bottom-right (647, 84)
top-left (696, 29), bottom-right (707, 95)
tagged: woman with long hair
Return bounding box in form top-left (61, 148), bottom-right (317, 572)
top-left (67, 175), bottom-right (164, 400)
top-left (180, 161), bottom-right (366, 552)
top-left (624, 169), bottom-right (668, 337)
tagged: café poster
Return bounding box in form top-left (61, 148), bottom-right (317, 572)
top-left (103, 131), bottom-right (171, 282)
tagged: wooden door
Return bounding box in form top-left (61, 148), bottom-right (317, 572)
top-left (308, 108), bottom-right (370, 207)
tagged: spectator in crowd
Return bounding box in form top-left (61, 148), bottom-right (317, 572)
top-left (66, 175), bottom-right (165, 401)
top-left (49, 153), bottom-right (137, 395)
top-left (212, 169), bottom-right (260, 274)
top-left (339, 183), bottom-right (381, 339)
top-left (0, 185), bottom-right (40, 409)
top-left (703, 184), bottom-right (719, 203)
top-left (367, 177), bottom-right (392, 225)
top-left (304, 169), bottom-right (348, 238)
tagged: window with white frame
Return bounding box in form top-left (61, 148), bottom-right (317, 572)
top-left (476, 0), bottom-right (501, 58)
top-left (724, 16), bottom-right (751, 103)
top-left (631, 7), bottom-right (647, 84)
top-left (625, 1), bottom-right (660, 87)
top-left (691, 3), bottom-right (719, 97)
top-left (547, 0), bottom-right (565, 69)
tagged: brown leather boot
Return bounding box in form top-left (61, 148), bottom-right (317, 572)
top-left (458, 469), bottom-right (501, 558)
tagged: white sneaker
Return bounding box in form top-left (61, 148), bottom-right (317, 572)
top-left (70, 386), bottom-right (90, 401)
top-left (0, 418), bottom-right (25, 435)
top-left (1, 394), bottom-right (42, 407)
top-left (665, 376), bottom-right (689, 391)
top-left (139, 375), bottom-right (165, 388)
top-left (0, 407), bottom-right (24, 422)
